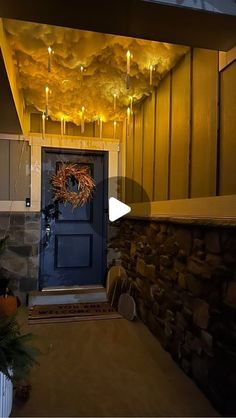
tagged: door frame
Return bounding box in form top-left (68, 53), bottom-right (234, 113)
top-left (39, 146), bottom-right (108, 290)
top-left (28, 134), bottom-right (119, 212)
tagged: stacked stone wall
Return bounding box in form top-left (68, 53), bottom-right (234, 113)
top-left (0, 212), bottom-right (40, 302)
top-left (109, 219), bottom-right (236, 415)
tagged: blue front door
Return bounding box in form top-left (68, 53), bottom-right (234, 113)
top-left (40, 148), bottom-right (108, 289)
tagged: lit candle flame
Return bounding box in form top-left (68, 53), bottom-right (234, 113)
top-left (45, 86), bottom-right (49, 117)
top-left (61, 117), bottom-right (64, 137)
top-left (42, 113), bottom-right (46, 138)
top-left (149, 64), bottom-right (153, 85)
top-left (126, 50), bottom-right (131, 75)
top-left (80, 66), bottom-right (84, 80)
top-left (99, 117), bottom-right (103, 139)
top-left (130, 96), bottom-right (133, 114)
top-left (81, 106), bottom-right (85, 133)
top-left (45, 86), bottom-right (49, 102)
top-left (126, 51), bottom-right (131, 89)
top-left (127, 107), bottom-right (131, 136)
top-left (127, 106), bottom-right (131, 125)
top-left (113, 93), bottom-right (117, 111)
top-left (113, 121), bottom-right (117, 139)
top-left (80, 66), bottom-right (84, 85)
top-left (48, 46), bottom-right (52, 72)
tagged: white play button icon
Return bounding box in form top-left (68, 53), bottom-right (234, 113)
top-left (109, 197), bottom-right (131, 222)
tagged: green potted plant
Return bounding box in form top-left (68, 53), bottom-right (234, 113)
top-left (0, 236), bottom-right (39, 405)
top-left (0, 314), bottom-right (39, 384)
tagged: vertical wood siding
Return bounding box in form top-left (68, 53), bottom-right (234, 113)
top-left (133, 106), bottom-right (143, 203)
top-left (125, 118), bottom-right (134, 203)
top-left (128, 48), bottom-right (235, 202)
top-left (0, 140), bottom-right (10, 199)
top-left (154, 74), bottom-right (171, 201)
top-left (191, 49), bottom-right (218, 197)
top-left (170, 52), bottom-right (191, 200)
top-left (219, 60), bottom-right (236, 195)
top-left (0, 140), bottom-right (30, 200)
top-left (142, 94), bottom-right (155, 201)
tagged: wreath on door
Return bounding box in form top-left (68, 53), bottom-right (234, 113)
top-left (51, 163), bottom-right (95, 208)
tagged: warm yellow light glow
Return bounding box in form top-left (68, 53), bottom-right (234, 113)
top-left (126, 50), bottom-right (131, 75)
top-left (113, 93), bottom-right (117, 111)
top-left (3, 19), bottom-right (189, 125)
top-left (127, 106), bottom-right (131, 125)
top-left (149, 64), bottom-right (153, 85)
top-left (81, 106), bottom-right (85, 133)
top-left (60, 116), bottom-right (67, 136)
top-left (113, 120), bottom-right (117, 139)
top-left (99, 117), bottom-right (103, 138)
top-left (45, 86), bottom-right (49, 116)
top-left (42, 112), bottom-right (46, 138)
top-left (129, 96), bottom-right (133, 113)
top-left (61, 117), bottom-right (64, 136)
top-left (48, 47), bottom-right (52, 72)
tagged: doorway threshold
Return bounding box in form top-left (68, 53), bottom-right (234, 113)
top-left (28, 286), bottom-right (107, 307)
top-left (41, 285), bottom-right (105, 292)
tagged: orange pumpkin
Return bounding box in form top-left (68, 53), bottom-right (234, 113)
top-left (0, 295), bottom-right (17, 316)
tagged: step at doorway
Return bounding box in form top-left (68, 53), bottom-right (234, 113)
top-left (28, 286), bottom-right (107, 307)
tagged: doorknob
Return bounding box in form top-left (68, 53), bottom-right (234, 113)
top-left (45, 224), bottom-right (51, 246)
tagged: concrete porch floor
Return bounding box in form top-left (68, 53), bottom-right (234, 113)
top-left (12, 308), bottom-right (218, 417)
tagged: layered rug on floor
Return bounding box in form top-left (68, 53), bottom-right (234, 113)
top-left (28, 301), bottom-right (122, 324)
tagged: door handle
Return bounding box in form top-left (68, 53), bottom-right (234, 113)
top-left (45, 224), bottom-right (51, 246)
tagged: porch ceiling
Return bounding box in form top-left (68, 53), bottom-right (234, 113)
top-left (0, 0), bottom-right (236, 51)
top-left (1, 0), bottom-right (236, 131)
top-left (2, 18), bottom-right (188, 126)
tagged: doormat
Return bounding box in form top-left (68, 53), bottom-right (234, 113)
top-left (28, 301), bottom-right (122, 324)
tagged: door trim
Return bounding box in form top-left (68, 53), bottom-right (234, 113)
top-left (29, 134), bottom-right (119, 212)
top-left (39, 147), bottom-right (108, 290)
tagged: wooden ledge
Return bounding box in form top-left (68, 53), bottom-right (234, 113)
top-left (125, 195), bottom-right (236, 228)
top-left (125, 214), bottom-right (236, 228)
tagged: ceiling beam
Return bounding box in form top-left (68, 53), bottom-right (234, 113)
top-left (0, 18), bottom-right (28, 135)
top-left (0, 0), bottom-right (236, 50)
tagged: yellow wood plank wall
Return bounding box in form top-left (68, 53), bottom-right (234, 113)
top-left (142, 94), bottom-right (155, 202)
top-left (220, 60), bottom-right (236, 195)
top-left (154, 73), bottom-right (171, 201)
top-left (170, 52), bottom-right (191, 199)
top-left (133, 106), bottom-right (143, 203)
top-left (125, 118), bottom-right (134, 203)
top-left (191, 49), bottom-right (218, 197)
top-left (126, 48), bottom-right (235, 203)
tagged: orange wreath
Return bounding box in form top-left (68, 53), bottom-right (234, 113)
top-left (51, 163), bottom-right (95, 208)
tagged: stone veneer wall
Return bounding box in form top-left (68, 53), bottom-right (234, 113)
top-left (108, 219), bottom-right (236, 415)
top-left (0, 212), bottom-right (40, 302)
